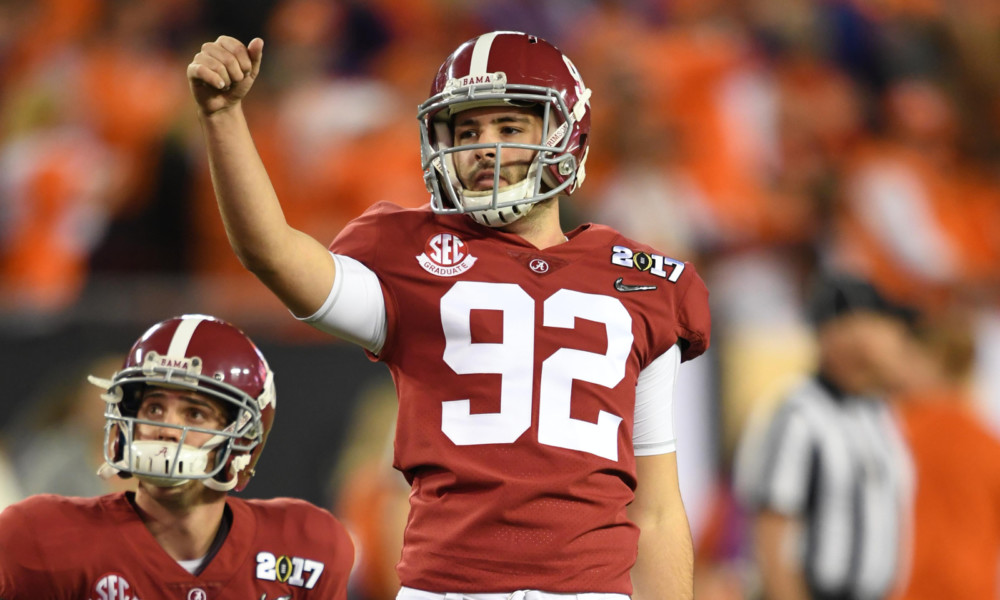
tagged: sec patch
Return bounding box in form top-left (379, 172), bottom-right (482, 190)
top-left (416, 233), bottom-right (478, 277)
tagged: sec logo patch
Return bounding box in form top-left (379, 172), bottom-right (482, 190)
top-left (91, 573), bottom-right (136, 600)
top-left (417, 233), bottom-right (478, 277)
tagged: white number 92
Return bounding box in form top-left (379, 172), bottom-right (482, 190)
top-left (440, 281), bottom-right (633, 461)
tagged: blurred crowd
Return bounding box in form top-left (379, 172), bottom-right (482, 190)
top-left (2, 0), bottom-right (1000, 598)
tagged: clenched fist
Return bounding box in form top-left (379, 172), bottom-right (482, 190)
top-left (187, 36), bottom-right (263, 116)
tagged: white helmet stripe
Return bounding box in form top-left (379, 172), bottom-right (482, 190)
top-left (468, 31), bottom-right (502, 76)
top-left (166, 315), bottom-right (205, 358)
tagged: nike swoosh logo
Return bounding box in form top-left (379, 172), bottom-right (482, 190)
top-left (614, 277), bottom-right (657, 292)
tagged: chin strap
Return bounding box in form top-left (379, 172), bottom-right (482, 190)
top-left (96, 462), bottom-right (123, 481)
top-left (202, 454), bottom-right (248, 492)
top-left (88, 375), bottom-right (122, 404)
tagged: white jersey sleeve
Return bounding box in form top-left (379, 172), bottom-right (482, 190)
top-left (632, 344), bottom-right (681, 456)
top-left (297, 253), bottom-right (388, 354)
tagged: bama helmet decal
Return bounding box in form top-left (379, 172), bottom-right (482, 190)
top-left (416, 232), bottom-right (478, 277)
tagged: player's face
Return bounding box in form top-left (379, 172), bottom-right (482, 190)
top-left (134, 386), bottom-right (228, 448)
top-left (452, 105), bottom-right (543, 191)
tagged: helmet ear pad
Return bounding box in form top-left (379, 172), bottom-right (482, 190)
top-left (419, 31), bottom-right (592, 225)
top-left (101, 382), bottom-right (143, 480)
top-left (103, 421), bottom-right (133, 480)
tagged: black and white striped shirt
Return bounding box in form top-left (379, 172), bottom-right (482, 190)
top-left (735, 375), bottom-right (913, 600)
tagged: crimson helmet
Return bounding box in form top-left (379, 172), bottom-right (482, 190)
top-left (418, 31), bottom-right (593, 227)
top-left (89, 314), bottom-right (276, 492)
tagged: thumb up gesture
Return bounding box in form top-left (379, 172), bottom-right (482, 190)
top-left (187, 36), bottom-right (263, 115)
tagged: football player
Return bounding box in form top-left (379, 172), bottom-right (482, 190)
top-left (188, 31), bottom-right (711, 599)
top-left (0, 314), bottom-right (354, 599)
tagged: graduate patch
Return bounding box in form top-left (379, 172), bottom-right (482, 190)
top-left (417, 233), bottom-right (477, 277)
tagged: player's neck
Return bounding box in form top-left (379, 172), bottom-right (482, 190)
top-left (133, 482), bottom-right (228, 561)
top-left (498, 197), bottom-right (566, 249)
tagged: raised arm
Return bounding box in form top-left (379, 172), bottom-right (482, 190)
top-left (187, 36), bottom-right (335, 317)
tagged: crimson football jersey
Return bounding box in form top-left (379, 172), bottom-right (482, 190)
top-left (330, 203), bottom-right (711, 594)
top-left (0, 492), bottom-right (353, 600)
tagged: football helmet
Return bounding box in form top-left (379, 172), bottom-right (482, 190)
top-left (418, 31), bottom-right (592, 227)
top-left (89, 314), bottom-right (276, 492)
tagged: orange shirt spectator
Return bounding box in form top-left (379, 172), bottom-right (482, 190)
top-left (896, 397), bottom-right (1000, 600)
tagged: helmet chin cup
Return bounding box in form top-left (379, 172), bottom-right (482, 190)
top-left (112, 440), bottom-right (214, 488)
top-left (459, 174), bottom-right (538, 227)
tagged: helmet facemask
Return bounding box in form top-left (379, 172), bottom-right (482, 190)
top-left (419, 78), bottom-right (589, 227)
top-left (90, 351), bottom-right (273, 492)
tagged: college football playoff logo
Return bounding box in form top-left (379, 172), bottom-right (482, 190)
top-left (609, 245), bottom-right (685, 283)
top-left (417, 233), bottom-right (478, 277)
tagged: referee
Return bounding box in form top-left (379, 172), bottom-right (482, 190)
top-left (734, 273), bottom-right (915, 600)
